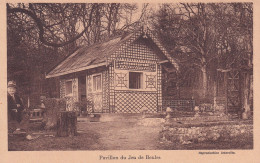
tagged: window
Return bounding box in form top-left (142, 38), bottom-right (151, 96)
top-left (93, 74), bottom-right (101, 92)
top-left (65, 80), bottom-right (73, 96)
top-left (129, 72), bottom-right (142, 89)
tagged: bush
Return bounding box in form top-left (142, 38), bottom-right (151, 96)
top-left (73, 99), bottom-right (93, 114)
top-left (42, 98), bottom-right (66, 130)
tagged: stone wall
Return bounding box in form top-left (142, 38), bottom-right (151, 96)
top-left (161, 121), bottom-right (253, 145)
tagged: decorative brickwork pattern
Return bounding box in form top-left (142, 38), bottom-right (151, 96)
top-left (109, 27), bottom-right (178, 70)
top-left (116, 41), bottom-right (159, 63)
top-left (86, 93), bottom-right (93, 113)
top-left (115, 72), bottom-right (128, 88)
top-left (115, 91), bottom-right (157, 113)
top-left (87, 75), bottom-right (92, 93)
top-left (86, 75), bottom-right (93, 113)
top-left (145, 29), bottom-right (179, 71)
top-left (65, 96), bottom-right (73, 111)
top-left (115, 61), bottom-right (156, 72)
top-left (109, 29), bottom-right (144, 62)
top-left (145, 74), bottom-right (156, 89)
top-left (60, 79), bottom-right (65, 98)
top-left (157, 64), bottom-right (162, 112)
top-left (109, 62), bottom-right (115, 112)
top-left (57, 27), bottom-right (177, 114)
top-left (102, 69), bottom-right (110, 113)
top-left (72, 78), bottom-right (78, 103)
top-left (93, 93), bottom-right (103, 112)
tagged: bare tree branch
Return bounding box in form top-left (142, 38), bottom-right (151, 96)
top-left (7, 3), bottom-right (97, 47)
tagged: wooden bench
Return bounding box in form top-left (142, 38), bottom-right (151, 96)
top-left (29, 109), bottom-right (44, 123)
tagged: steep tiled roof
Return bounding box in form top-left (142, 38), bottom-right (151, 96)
top-left (46, 28), bottom-right (178, 78)
top-left (46, 33), bottom-right (134, 78)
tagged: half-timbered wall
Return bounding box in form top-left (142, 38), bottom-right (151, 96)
top-left (157, 64), bottom-right (163, 112)
top-left (86, 73), bottom-right (93, 112)
top-left (58, 28), bottom-right (170, 114)
top-left (109, 37), bottom-right (162, 113)
top-left (102, 69), bottom-right (110, 113)
top-left (60, 68), bottom-right (110, 113)
top-left (108, 62), bottom-right (115, 112)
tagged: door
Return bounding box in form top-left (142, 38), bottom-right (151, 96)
top-left (64, 78), bottom-right (78, 111)
top-left (87, 73), bottom-right (103, 112)
top-left (93, 74), bottom-right (102, 112)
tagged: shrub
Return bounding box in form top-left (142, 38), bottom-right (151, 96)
top-left (42, 98), bottom-right (66, 130)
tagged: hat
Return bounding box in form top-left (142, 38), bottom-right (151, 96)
top-left (8, 81), bottom-right (16, 88)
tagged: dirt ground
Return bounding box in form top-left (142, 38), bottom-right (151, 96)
top-left (8, 114), bottom-right (164, 151)
top-left (8, 114), bottom-right (253, 151)
top-left (78, 115), bottom-right (164, 150)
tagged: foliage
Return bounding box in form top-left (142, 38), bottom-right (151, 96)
top-left (7, 3), bottom-right (139, 105)
top-left (73, 99), bottom-right (93, 113)
top-left (42, 98), bottom-right (66, 130)
top-left (7, 3), bottom-right (253, 111)
top-left (152, 3), bottom-right (253, 99)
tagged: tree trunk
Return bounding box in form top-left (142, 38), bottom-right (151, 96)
top-left (213, 81), bottom-right (217, 108)
top-left (242, 72), bottom-right (251, 119)
top-left (57, 111), bottom-right (77, 137)
top-left (201, 65), bottom-right (207, 99)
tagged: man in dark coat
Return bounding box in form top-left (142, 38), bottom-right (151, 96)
top-left (7, 81), bottom-right (36, 140)
top-left (7, 81), bottom-right (24, 123)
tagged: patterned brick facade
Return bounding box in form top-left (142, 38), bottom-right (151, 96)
top-left (56, 27), bottom-right (177, 113)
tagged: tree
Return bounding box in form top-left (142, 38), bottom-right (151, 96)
top-left (153, 3), bottom-right (218, 99)
top-left (7, 3), bottom-right (98, 47)
top-left (214, 3), bottom-right (253, 117)
top-left (153, 3), bottom-right (252, 105)
top-left (7, 3), bottom-right (139, 106)
top-left (7, 3), bottom-right (139, 47)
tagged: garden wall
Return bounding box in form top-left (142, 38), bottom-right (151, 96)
top-left (161, 121), bottom-right (253, 145)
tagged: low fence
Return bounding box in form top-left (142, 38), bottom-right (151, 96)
top-left (162, 98), bottom-right (195, 111)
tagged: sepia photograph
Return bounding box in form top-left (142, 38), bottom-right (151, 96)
top-left (5, 2), bottom-right (254, 153)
